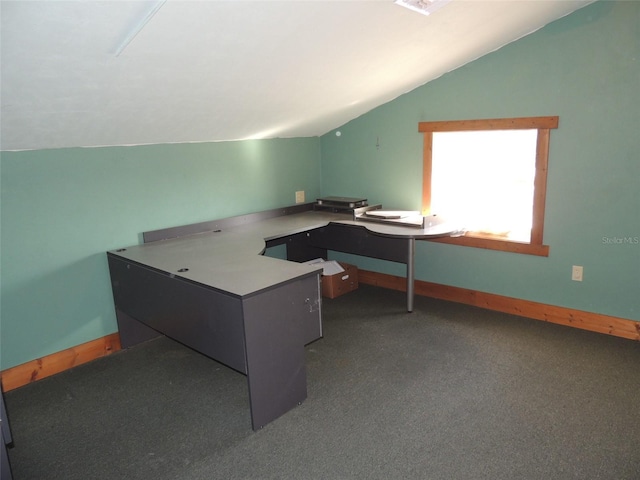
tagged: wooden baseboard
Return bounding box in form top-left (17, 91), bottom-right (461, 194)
top-left (2, 272), bottom-right (638, 392)
top-left (1, 333), bottom-right (121, 392)
top-left (358, 269), bottom-right (640, 341)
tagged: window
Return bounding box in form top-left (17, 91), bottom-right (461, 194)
top-left (419, 116), bottom-right (559, 256)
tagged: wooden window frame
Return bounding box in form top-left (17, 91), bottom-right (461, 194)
top-left (419, 116), bottom-right (558, 256)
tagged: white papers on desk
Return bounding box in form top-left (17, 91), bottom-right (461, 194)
top-left (303, 258), bottom-right (344, 276)
top-left (364, 210), bottom-right (421, 219)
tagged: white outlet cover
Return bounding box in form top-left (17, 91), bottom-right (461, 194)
top-left (571, 265), bottom-right (583, 281)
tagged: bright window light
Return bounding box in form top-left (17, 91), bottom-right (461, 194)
top-left (431, 129), bottom-right (538, 242)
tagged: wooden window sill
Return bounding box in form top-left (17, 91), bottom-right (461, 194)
top-left (427, 234), bottom-right (549, 256)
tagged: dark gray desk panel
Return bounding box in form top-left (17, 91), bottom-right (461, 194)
top-left (1, 391), bottom-right (12, 480)
top-left (242, 274), bottom-right (320, 430)
top-left (0, 392), bottom-right (11, 447)
top-left (115, 309), bottom-right (163, 349)
top-left (306, 223), bottom-right (410, 264)
top-left (266, 231), bottom-right (329, 263)
top-left (1, 429), bottom-right (11, 480)
top-left (108, 255), bottom-right (247, 373)
top-left (143, 203), bottom-right (318, 243)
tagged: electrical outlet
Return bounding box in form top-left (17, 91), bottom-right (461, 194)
top-left (295, 191), bottom-right (305, 204)
top-left (571, 265), bottom-right (583, 282)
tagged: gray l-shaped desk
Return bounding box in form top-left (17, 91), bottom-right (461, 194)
top-left (107, 204), bottom-right (459, 430)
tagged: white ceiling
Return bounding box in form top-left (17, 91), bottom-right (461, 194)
top-left (0, 0), bottom-right (595, 151)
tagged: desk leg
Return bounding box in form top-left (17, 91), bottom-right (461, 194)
top-left (407, 238), bottom-right (415, 313)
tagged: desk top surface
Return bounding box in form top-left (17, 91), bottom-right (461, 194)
top-left (108, 210), bottom-right (460, 297)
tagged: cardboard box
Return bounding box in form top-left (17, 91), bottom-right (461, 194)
top-left (321, 262), bottom-right (358, 299)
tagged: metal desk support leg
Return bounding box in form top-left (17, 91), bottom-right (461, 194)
top-left (407, 237), bottom-right (415, 312)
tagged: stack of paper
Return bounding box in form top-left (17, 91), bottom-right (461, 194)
top-left (303, 258), bottom-right (345, 275)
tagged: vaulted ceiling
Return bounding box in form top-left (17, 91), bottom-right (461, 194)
top-left (1, 0), bottom-right (595, 151)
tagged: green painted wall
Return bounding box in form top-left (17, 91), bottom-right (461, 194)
top-left (0, 139), bottom-right (321, 369)
top-left (320, 1), bottom-right (639, 321)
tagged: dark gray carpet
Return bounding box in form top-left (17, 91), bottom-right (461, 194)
top-left (5, 285), bottom-right (640, 479)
